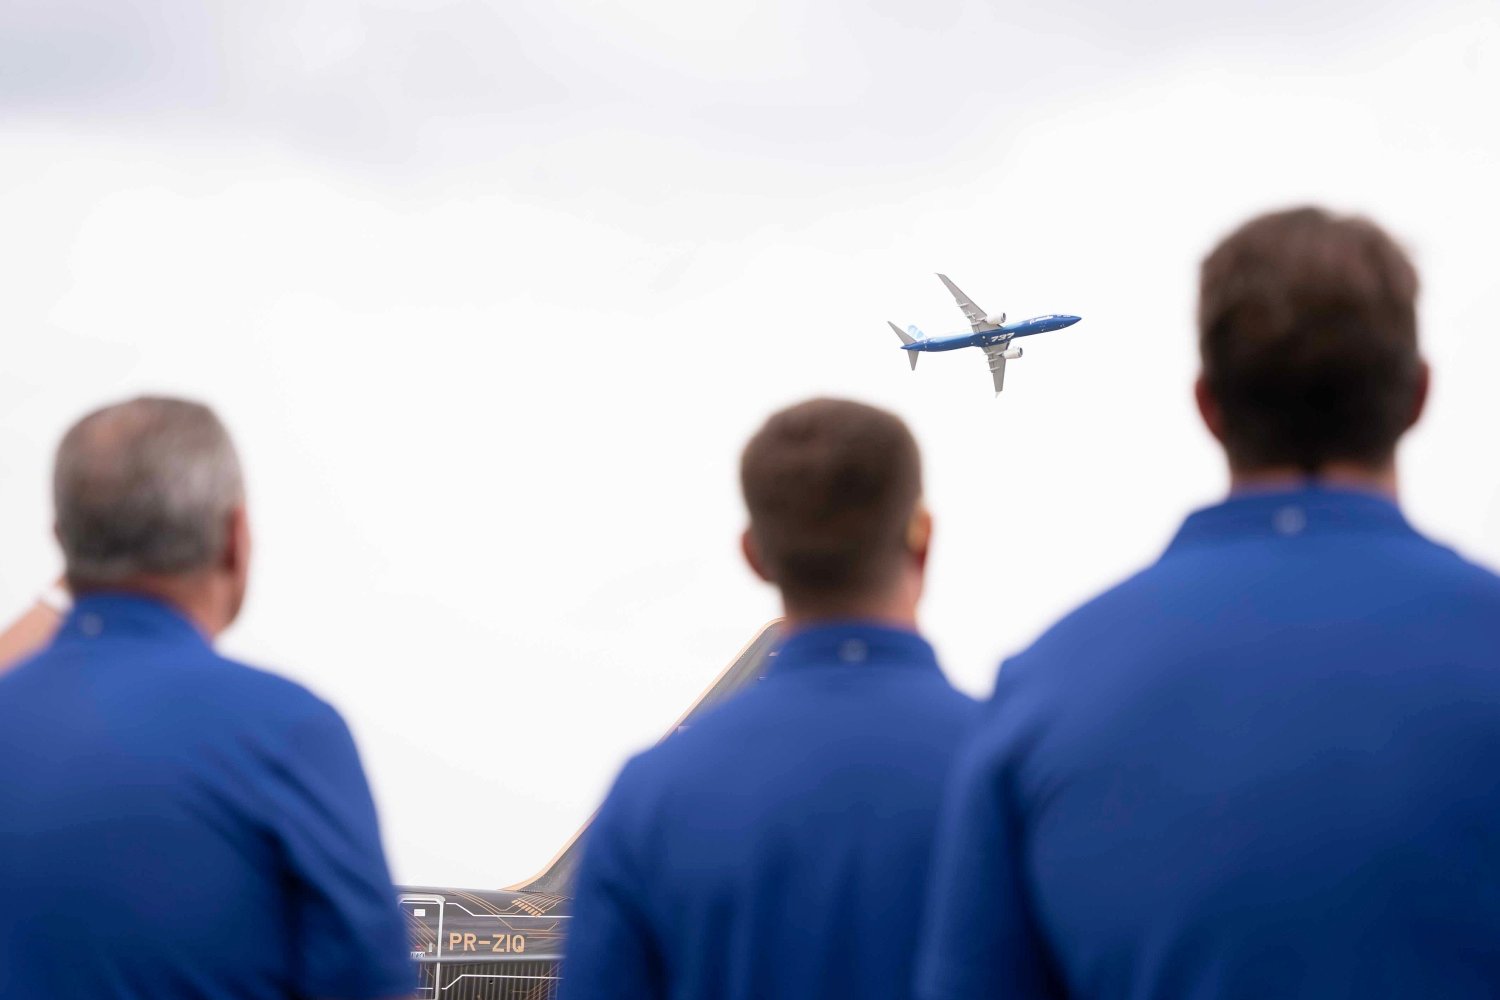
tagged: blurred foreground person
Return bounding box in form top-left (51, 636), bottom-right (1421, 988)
top-left (918, 208), bottom-right (1500, 999)
top-left (0, 397), bottom-right (412, 1000)
top-left (561, 399), bottom-right (978, 1000)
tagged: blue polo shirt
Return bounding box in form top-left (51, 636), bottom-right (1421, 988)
top-left (560, 622), bottom-right (978, 1000)
top-left (0, 594), bottom-right (413, 1000)
top-left (917, 487), bottom-right (1500, 1000)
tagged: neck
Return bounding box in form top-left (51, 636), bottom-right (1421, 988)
top-left (780, 588), bottom-right (919, 635)
top-left (1229, 460), bottom-right (1400, 501)
top-left (70, 573), bottom-right (226, 639)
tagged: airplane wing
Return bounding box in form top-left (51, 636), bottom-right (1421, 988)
top-left (982, 344), bottom-right (1009, 395)
top-left (938, 273), bottom-right (1001, 332)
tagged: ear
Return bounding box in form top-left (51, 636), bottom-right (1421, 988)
top-left (741, 529), bottom-right (773, 583)
top-left (1407, 360), bottom-right (1431, 431)
top-left (222, 505), bottom-right (251, 578)
top-left (906, 504), bottom-right (932, 570)
top-left (1194, 374), bottom-right (1226, 444)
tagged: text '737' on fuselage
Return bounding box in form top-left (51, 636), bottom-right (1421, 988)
top-left (888, 274), bottom-right (1081, 395)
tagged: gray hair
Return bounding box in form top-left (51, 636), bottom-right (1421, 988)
top-left (54, 397), bottom-right (245, 585)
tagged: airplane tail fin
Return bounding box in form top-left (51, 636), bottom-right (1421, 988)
top-left (505, 620), bottom-right (785, 896)
top-left (888, 321), bottom-right (919, 370)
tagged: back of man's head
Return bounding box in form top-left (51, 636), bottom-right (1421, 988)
top-left (1198, 206), bottom-right (1424, 475)
top-left (740, 398), bottom-right (924, 617)
top-left (55, 397), bottom-right (247, 613)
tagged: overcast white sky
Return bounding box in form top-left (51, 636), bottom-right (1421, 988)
top-left (2, 0), bottom-right (1497, 889)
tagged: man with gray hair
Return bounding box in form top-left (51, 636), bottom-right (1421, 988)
top-left (0, 397), bottom-right (413, 1000)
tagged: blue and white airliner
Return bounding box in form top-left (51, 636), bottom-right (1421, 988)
top-left (888, 274), bottom-right (1081, 395)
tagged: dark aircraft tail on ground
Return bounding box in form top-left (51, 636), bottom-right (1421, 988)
top-left (399, 620), bottom-right (785, 999)
top-left (506, 620), bottom-right (785, 897)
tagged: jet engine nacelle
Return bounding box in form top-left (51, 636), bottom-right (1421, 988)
top-left (984, 312), bottom-right (1007, 326)
top-left (1001, 347), bottom-right (1023, 360)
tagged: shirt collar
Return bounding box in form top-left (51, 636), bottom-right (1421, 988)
top-left (770, 620), bottom-right (940, 675)
top-left (1165, 485), bottom-right (1414, 555)
top-left (54, 592), bottom-right (212, 649)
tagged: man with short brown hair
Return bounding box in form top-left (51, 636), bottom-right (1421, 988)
top-left (1196, 205), bottom-right (1425, 477)
top-left (739, 397), bottom-right (926, 617)
top-left (916, 208), bottom-right (1500, 999)
top-left (561, 398), bottom-right (976, 1000)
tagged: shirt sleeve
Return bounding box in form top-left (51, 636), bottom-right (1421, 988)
top-left (915, 678), bottom-right (1065, 1000)
top-left (558, 762), bottom-right (665, 1000)
top-left (269, 700), bottom-right (415, 999)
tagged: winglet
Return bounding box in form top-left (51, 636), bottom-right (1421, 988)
top-left (888, 321), bottom-right (919, 370)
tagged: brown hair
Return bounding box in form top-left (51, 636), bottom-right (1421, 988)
top-left (740, 398), bottom-right (922, 608)
top-left (1198, 206), bottom-right (1422, 472)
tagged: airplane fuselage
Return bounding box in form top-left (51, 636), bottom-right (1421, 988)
top-left (902, 313), bottom-right (1081, 354)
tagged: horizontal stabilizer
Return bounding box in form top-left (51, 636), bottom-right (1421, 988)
top-left (888, 321), bottom-right (919, 370)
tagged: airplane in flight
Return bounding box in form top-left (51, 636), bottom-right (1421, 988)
top-left (888, 273), bottom-right (1081, 395)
